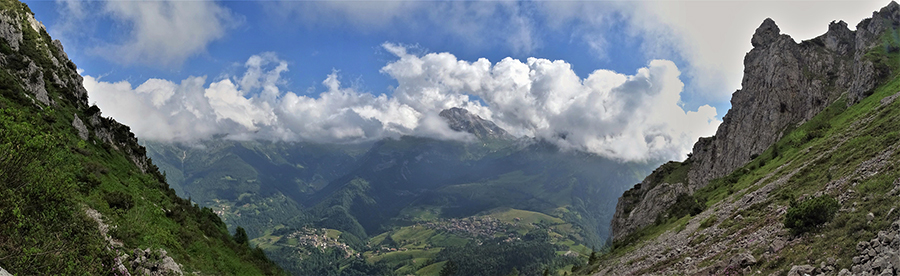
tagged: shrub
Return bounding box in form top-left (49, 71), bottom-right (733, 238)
top-left (784, 195), bottom-right (839, 235)
top-left (665, 194), bottom-right (705, 221)
top-left (104, 190), bottom-right (134, 210)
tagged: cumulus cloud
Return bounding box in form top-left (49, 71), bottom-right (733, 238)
top-left (86, 48), bottom-right (719, 161)
top-left (381, 44), bottom-right (719, 161)
top-left (273, 0), bottom-right (886, 108)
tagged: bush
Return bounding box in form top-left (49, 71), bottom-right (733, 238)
top-left (104, 190), bottom-right (134, 210)
top-left (664, 194), bottom-right (705, 223)
top-left (784, 195), bottom-right (839, 235)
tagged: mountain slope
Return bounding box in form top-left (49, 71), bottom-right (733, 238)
top-left (0, 1), bottom-right (284, 274)
top-left (611, 8), bottom-right (900, 241)
top-left (145, 108), bottom-right (658, 275)
top-left (585, 2), bottom-right (900, 274)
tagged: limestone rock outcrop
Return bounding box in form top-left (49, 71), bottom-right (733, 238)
top-left (611, 3), bottom-right (900, 241)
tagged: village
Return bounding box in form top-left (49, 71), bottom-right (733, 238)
top-left (423, 216), bottom-right (520, 238)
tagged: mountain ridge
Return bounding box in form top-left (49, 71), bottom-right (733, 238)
top-left (611, 2), bottom-right (900, 242)
top-left (439, 107), bottom-right (514, 140)
top-left (589, 1), bottom-right (900, 274)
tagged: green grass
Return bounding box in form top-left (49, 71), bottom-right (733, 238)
top-left (360, 207), bottom-right (585, 275)
top-left (483, 208), bottom-right (565, 225)
top-left (416, 260), bottom-right (446, 276)
top-left (0, 1), bottom-right (286, 274)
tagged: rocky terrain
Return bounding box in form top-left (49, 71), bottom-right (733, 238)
top-left (612, 2), bottom-right (900, 242)
top-left (592, 2), bottom-right (900, 275)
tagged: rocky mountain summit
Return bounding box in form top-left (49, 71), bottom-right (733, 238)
top-left (591, 1), bottom-right (900, 275)
top-left (612, 2), bottom-right (900, 242)
top-left (439, 107), bottom-right (514, 140)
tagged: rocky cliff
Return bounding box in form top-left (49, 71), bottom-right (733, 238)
top-left (610, 2), bottom-right (900, 242)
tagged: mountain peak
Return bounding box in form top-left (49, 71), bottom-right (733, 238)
top-left (439, 107), bottom-right (513, 140)
top-left (751, 18), bottom-right (782, 47)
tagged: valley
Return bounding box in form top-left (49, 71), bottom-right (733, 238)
top-left (4, 0), bottom-right (897, 274)
top-left (144, 116), bottom-right (659, 275)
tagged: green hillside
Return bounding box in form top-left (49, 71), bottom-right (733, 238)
top-left (0, 0), bottom-right (284, 274)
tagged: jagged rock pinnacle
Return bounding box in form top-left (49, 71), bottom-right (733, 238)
top-left (751, 18), bottom-right (781, 48)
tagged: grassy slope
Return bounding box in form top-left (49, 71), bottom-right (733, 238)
top-left (582, 26), bottom-right (900, 275)
top-left (0, 0), bottom-right (285, 274)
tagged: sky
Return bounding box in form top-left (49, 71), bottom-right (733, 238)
top-left (24, 0), bottom-right (889, 162)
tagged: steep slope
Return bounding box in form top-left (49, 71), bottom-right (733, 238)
top-left (584, 2), bottom-right (900, 275)
top-left (0, 1), bottom-right (284, 274)
top-left (611, 3), bottom-right (900, 242)
top-left (143, 139), bottom-right (369, 238)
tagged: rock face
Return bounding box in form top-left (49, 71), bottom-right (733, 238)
top-left (611, 163), bottom-right (691, 240)
top-left (439, 107), bottom-right (513, 140)
top-left (611, 3), bottom-right (900, 241)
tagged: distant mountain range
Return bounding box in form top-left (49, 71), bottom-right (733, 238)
top-left (144, 106), bottom-right (659, 275)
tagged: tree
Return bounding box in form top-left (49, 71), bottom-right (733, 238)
top-left (440, 260), bottom-right (458, 276)
top-left (234, 226), bottom-right (249, 245)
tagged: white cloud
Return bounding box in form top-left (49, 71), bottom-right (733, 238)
top-left (56, 0), bottom-right (238, 67)
top-left (135, 78), bottom-right (176, 107)
top-left (87, 48), bottom-right (719, 161)
top-left (204, 79), bottom-right (276, 131)
top-left (382, 45), bottom-right (720, 161)
top-left (83, 76), bottom-right (222, 142)
top-left (277, 0), bottom-right (887, 109)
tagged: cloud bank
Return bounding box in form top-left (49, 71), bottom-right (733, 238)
top-left (270, 1), bottom-right (886, 108)
top-left (85, 46), bottom-right (720, 161)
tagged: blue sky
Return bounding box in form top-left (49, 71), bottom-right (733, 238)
top-left (24, 0), bottom-right (888, 161)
